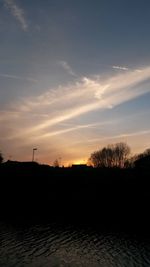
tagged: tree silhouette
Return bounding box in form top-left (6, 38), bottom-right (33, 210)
top-left (90, 142), bottom-right (130, 168)
top-left (143, 148), bottom-right (150, 157)
top-left (114, 142), bottom-right (130, 167)
top-left (0, 151), bottom-right (3, 163)
top-left (135, 148), bottom-right (150, 161)
top-left (53, 159), bottom-right (60, 167)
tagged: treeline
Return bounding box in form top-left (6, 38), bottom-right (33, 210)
top-left (89, 142), bottom-right (150, 169)
top-left (1, 142), bottom-right (150, 169)
top-left (0, 144), bottom-right (150, 225)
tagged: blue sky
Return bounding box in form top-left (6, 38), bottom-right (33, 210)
top-left (0, 0), bottom-right (150, 165)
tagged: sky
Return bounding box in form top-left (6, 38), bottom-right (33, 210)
top-left (1, 0), bottom-right (150, 165)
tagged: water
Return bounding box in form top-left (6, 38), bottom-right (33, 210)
top-left (0, 221), bottom-right (150, 267)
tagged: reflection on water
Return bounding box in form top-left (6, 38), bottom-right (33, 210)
top-left (0, 221), bottom-right (150, 267)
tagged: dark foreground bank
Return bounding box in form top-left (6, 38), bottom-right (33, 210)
top-left (0, 161), bottom-right (150, 231)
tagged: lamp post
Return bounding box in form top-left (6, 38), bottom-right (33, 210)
top-left (32, 148), bottom-right (37, 162)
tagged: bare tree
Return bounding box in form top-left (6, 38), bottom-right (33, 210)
top-left (90, 142), bottom-right (130, 168)
top-left (53, 159), bottom-right (60, 167)
top-left (114, 142), bottom-right (130, 168)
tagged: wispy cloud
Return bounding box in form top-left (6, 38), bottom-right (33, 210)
top-left (4, 0), bottom-right (28, 31)
top-left (117, 130), bottom-right (150, 138)
top-left (112, 65), bottom-right (129, 71)
top-left (58, 61), bottom-right (76, 76)
top-left (3, 65), bottom-right (150, 140)
top-left (1, 65), bottom-right (150, 163)
top-left (31, 120), bottom-right (115, 141)
top-left (0, 73), bottom-right (38, 83)
top-left (74, 129), bottom-right (150, 151)
top-left (82, 129), bottom-right (150, 144)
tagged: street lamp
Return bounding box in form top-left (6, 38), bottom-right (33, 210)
top-left (32, 148), bottom-right (37, 162)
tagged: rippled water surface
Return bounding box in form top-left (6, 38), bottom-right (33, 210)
top-left (0, 221), bottom-right (150, 267)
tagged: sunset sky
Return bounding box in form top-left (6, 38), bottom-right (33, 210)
top-left (1, 0), bottom-right (150, 165)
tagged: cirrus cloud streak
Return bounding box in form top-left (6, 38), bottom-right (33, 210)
top-left (12, 66), bottom-right (150, 136)
top-left (4, 0), bottom-right (28, 31)
top-left (1, 65), bottom-right (150, 163)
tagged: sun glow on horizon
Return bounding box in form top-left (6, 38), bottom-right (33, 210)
top-left (72, 159), bottom-right (87, 165)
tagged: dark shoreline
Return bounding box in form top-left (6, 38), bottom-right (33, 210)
top-left (0, 161), bottom-right (150, 232)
